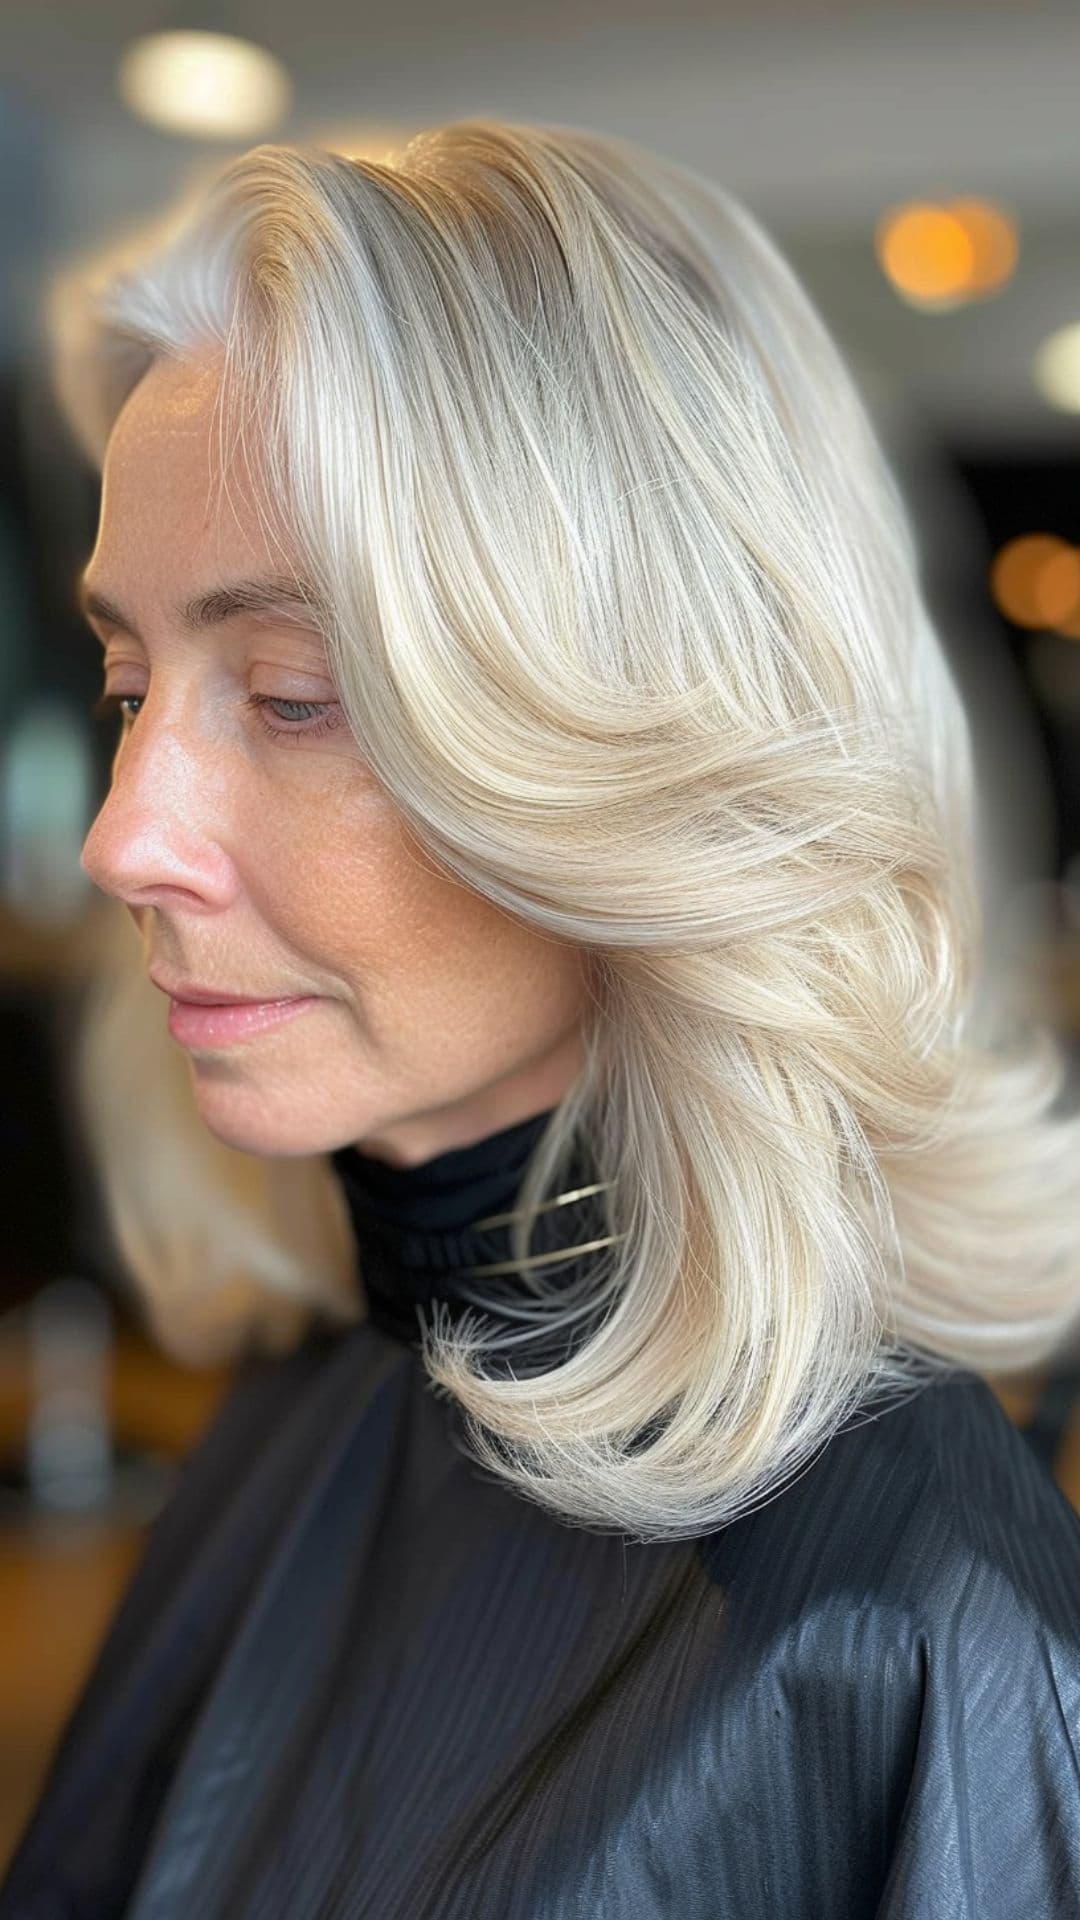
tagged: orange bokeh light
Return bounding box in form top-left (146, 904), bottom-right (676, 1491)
top-left (877, 197), bottom-right (1018, 306)
top-left (945, 197), bottom-right (1019, 296)
top-left (990, 535), bottom-right (1080, 632)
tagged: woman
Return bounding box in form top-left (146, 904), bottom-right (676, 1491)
top-left (4, 117), bottom-right (1079, 1917)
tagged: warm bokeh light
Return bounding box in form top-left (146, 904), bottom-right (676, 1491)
top-left (989, 533), bottom-right (1080, 633)
top-left (1034, 544), bottom-right (1080, 631)
top-left (117, 31), bottom-right (291, 141)
top-left (943, 197), bottom-right (1019, 296)
top-left (1032, 321), bottom-right (1080, 414)
top-left (877, 203), bottom-right (973, 305)
top-left (876, 197), bottom-right (1018, 307)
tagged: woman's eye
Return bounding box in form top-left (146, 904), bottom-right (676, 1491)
top-left (243, 693), bottom-right (345, 741)
top-left (90, 690), bottom-right (344, 745)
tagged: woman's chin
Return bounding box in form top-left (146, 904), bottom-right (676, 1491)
top-left (185, 1074), bottom-right (353, 1162)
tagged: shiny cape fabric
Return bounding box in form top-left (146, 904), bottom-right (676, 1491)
top-left (0, 1322), bottom-right (1077, 1918)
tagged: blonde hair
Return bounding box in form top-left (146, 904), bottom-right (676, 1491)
top-left (49, 117), bottom-right (1080, 1542)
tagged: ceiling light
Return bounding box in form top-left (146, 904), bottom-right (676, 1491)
top-left (118, 30), bottom-right (290, 141)
top-left (1032, 322), bottom-right (1080, 414)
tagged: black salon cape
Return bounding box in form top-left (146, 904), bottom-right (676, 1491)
top-left (2, 1127), bottom-right (1079, 1917)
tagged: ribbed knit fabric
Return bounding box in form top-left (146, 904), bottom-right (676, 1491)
top-left (327, 1105), bottom-right (610, 1365)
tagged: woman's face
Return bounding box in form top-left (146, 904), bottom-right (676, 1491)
top-left (79, 349), bottom-right (590, 1168)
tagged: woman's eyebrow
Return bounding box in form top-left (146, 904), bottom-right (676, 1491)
top-left (76, 573), bottom-right (328, 636)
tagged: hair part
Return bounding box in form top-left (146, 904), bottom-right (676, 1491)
top-left (49, 117), bottom-right (1080, 1541)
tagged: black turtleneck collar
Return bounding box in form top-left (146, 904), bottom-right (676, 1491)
top-left (328, 1106), bottom-right (611, 1365)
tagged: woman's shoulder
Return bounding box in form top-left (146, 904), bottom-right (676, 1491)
top-left (691, 1370), bottom-right (1080, 1914)
top-left (699, 1365), bottom-right (1080, 1645)
top-left (850, 1366), bottom-right (1079, 1615)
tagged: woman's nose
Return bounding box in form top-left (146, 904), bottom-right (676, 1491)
top-left (80, 714), bottom-right (236, 909)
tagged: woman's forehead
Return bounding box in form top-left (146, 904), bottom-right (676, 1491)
top-left (95, 378), bottom-right (292, 578)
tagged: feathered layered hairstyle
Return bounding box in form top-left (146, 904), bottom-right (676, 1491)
top-left (48, 117), bottom-right (1080, 1540)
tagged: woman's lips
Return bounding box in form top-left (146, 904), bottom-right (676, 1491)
top-left (167, 994), bottom-right (320, 1047)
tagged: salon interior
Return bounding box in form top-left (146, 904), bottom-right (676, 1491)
top-left (2, 0), bottom-right (1079, 1873)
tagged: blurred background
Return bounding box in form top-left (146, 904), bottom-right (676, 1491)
top-left (3, 0), bottom-right (1080, 1874)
